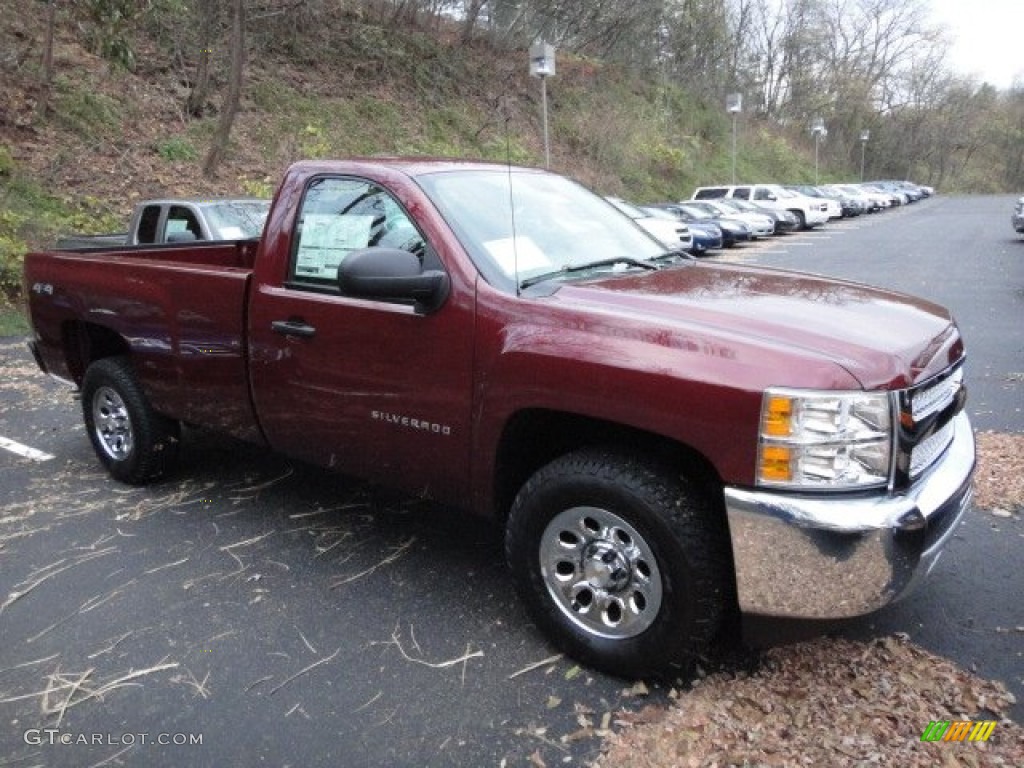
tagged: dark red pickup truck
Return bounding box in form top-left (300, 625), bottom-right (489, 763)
top-left (24, 159), bottom-right (975, 676)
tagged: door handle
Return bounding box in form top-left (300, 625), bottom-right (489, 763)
top-left (271, 319), bottom-right (317, 338)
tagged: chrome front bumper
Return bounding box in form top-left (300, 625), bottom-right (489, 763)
top-left (723, 412), bottom-right (975, 619)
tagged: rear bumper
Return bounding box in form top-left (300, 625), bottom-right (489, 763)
top-left (723, 412), bottom-right (975, 619)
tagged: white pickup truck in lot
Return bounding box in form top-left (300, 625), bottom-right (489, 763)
top-left (692, 183), bottom-right (830, 230)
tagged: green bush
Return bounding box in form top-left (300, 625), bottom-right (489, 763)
top-left (0, 178), bottom-right (121, 301)
top-left (0, 211), bottom-right (29, 300)
top-left (79, 0), bottom-right (139, 70)
top-left (300, 122), bottom-right (332, 159)
top-left (0, 145), bottom-right (13, 177)
top-left (240, 178), bottom-right (275, 198)
top-left (156, 137), bottom-right (198, 162)
top-left (53, 78), bottom-right (121, 140)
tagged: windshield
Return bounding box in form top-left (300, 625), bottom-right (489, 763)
top-left (202, 200), bottom-right (271, 239)
top-left (605, 197), bottom-right (647, 219)
top-left (641, 207), bottom-right (680, 221)
top-left (726, 199), bottom-right (756, 212)
top-left (676, 204), bottom-right (713, 220)
top-left (702, 200), bottom-right (738, 216)
top-left (417, 170), bottom-right (665, 291)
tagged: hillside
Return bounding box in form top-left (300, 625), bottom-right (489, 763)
top-left (0, 6), bottom-right (737, 201)
top-left (5, 0), bottom-right (1020, 312)
top-left (0, 2), bottom-right (841, 310)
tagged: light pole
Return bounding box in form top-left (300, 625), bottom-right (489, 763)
top-left (811, 117), bottom-right (826, 184)
top-left (726, 93), bottom-right (742, 184)
top-left (529, 42), bottom-right (555, 168)
top-left (859, 129), bottom-right (871, 181)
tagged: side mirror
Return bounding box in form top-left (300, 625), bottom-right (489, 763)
top-left (337, 248), bottom-right (449, 314)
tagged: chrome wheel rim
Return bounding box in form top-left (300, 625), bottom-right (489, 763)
top-left (92, 386), bottom-right (133, 461)
top-left (539, 506), bottom-right (663, 639)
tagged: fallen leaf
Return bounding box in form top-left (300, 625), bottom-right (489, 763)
top-left (624, 680), bottom-right (649, 697)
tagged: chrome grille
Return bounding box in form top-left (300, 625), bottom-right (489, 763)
top-left (895, 361), bottom-right (966, 486)
top-left (911, 419), bottom-right (956, 477)
top-left (912, 366), bottom-right (963, 421)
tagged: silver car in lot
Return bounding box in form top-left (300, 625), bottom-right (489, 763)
top-left (605, 196), bottom-right (694, 251)
top-left (1013, 197), bottom-right (1024, 237)
top-left (685, 199), bottom-right (775, 238)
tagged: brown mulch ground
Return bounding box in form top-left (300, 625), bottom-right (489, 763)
top-left (596, 636), bottom-right (1022, 767)
top-left (973, 431), bottom-right (1024, 516)
top-left (594, 433), bottom-right (1023, 767)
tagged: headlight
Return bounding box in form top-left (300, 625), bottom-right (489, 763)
top-left (757, 388), bottom-right (893, 490)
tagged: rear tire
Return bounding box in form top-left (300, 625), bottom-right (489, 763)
top-left (505, 448), bottom-right (734, 678)
top-left (82, 356), bottom-right (180, 484)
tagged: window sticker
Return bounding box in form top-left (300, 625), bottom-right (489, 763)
top-left (295, 214), bottom-right (374, 279)
top-left (217, 226), bottom-right (245, 240)
top-left (483, 236), bottom-right (553, 277)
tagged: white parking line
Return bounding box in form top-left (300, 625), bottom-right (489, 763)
top-left (0, 435), bottom-right (55, 462)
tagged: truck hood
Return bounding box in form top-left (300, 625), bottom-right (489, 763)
top-left (551, 262), bottom-right (962, 390)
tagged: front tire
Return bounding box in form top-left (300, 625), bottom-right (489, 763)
top-left (505, 449), bottom-right (734, 678)
top-left (82, 356), bottom-right (180, 484)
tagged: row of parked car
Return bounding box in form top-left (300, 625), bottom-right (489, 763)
top-left (608, 180), bottom-right (934, 256)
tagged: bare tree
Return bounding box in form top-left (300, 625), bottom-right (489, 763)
top-left (662, 0), bottom-right (732, 98)
top-left (203, 0), bottom-right (245, 177)
top-left (38, 0), bottom-right (57, 116)
top-left (187, 0), bottom-right (220, 117)
top-left (461, 0), bottom-right (490, 44)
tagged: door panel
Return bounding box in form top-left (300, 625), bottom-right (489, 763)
top-left (249, 287), bottom-right (474, 504)
top-left (247, 176), bottom-right (475, 506)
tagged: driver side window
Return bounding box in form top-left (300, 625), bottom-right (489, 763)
top-left (290, 177), bottom-right (426, 286)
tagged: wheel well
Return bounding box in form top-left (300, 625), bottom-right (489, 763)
top-left (493, 409), bottom-right (724, 521)
top-left (62, 321), bottom-right (130, 385)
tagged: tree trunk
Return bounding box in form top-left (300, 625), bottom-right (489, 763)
top-left (38, 0), bottom-right (57, 116)
top-left (203, 0), bottom-right (244, 178)
top-left (186, 0), bottom-right (217, 118)
top-left (460, 0), bottom-right (488, 45)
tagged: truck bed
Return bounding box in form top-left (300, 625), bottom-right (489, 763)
top-left (25, 240), bottom-right (263, 443)
top-left (48, 239), bottom-right (260, 268)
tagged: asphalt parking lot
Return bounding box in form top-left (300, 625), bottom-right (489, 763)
top-left (1, 194), bottom-right (1021, 767)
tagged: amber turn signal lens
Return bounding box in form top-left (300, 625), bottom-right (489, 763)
top-left (759, 445), bottom-right (792, 483)
top-left (763, 396), bottom-right (793, 437)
